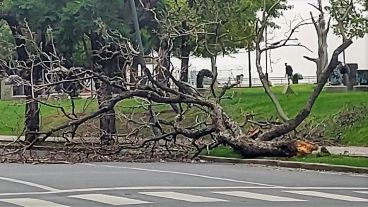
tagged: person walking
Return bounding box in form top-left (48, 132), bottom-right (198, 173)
top-left (285, 63), bottom-right (293, 85)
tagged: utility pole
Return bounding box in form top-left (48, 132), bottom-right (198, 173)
top-left (265, 26), bottom-right (269, 82)
top-left (128, 0), bottom-right (145, 68)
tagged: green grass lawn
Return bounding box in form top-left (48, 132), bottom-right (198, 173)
top-left (289, 154), bottom-right (368, 168)
top-left (1, 84), bottom-right (367, 146)
top-left (222, 85), bottom-right (368, 121)
top-left (0, 97), bottom-right (141, 135)
top-left (221, 85), bottom-right (368, 146)
top-left (0, 100), bottom-right (24, 134)
top-left (204, 146), bottom-right (244, 159)
top-left (341, 118), bottom-right (368, 146)
top-left (202, 146), bottom-right (368, 168)
top-left (204, 146), bottom-right (368, 168)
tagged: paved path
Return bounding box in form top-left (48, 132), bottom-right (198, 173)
top-left (325, 146), bottom-right (368, 157)
top-left (0, 162), bottom-right (367, 207)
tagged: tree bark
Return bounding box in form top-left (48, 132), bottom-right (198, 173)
top-left (212, 104), bottom-right (307, 158)
top-left (219, 135), bottom-right (300, 157)
top-left (255, 38), bottom-right (289, 122)
top-left (210, 56), bottom-right (217, 86)
top-left (313, 2), bottom-right (329, 83)
top-left (89, 32), bottom-right (117, 144)
top-left (130, 56), bottom-right (139, 84)
top-left (179, 21), bottom-right (190, 83)
top-left (24, 86), bottom-right (40, 142)
top-left (98, 82), bottom-right (117, 144)
top-left (156, 47), bottom-right (171, 87)
top-left (0, 15), bottom-right (40, 142)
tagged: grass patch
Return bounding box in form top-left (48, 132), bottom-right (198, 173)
top-left (221, 85), bottom-right (368, 146)
top-left (288, 154), bottom-right (368, 168)
top-left (222, 85), bottom-right (368, 121)
top-left (0, 100), bottom-right (26, 135)
top-left (203, 146), bottom-right (368, 168)
top-left (341, 118), bottom-right (368, 146)
top-left (0, 98), bottom-right (141, 135)
top-left (203, 145), bottom-right (368, 168)
top-left (204, 146), bottom-right (243, 158)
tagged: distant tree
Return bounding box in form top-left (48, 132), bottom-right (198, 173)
top-left (327, 0), bottom-right (368, 40)
top-left (164, 0), bottom-right (288, 83)
top-left (306, 0), bottom-right (368, 81)
top-left (0, 0), bottom-right (163, 143)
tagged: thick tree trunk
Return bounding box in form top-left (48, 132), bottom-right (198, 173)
top-left (97, 81), bottom-right (117, 144)
top-left (0, 15), bottom-right (40, 143)
top-left (211, 104), bottom-right (315, 158)
top-left (0, 15), bottom-right (28, 60)
top-left (97, 82), bottom-right (117, 144)
top-left (130, 56), bottom-right (139, 84)
top-left (179, 21), bottom-right (190, 83)
top-left (24, 86), bottom-right (40, 142)
top-left (219, 136), bottom-right (300, 157)
top-left (90, 32), bottom-right (117, 144)
top-left (157, 49), bottom-right (171, 87)
top-left (314, 2), bottom-right (329, 84)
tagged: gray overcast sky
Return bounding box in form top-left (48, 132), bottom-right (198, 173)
top-left (172, 0), bottom-right (368, 79)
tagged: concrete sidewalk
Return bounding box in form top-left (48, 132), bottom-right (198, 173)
top-left (1, 135), bottom-right (367, 157)
top-left (323, 146), bottom-right (368, 157)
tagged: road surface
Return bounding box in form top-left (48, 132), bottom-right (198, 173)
top-left (0, 162), bottom-right (367, 207)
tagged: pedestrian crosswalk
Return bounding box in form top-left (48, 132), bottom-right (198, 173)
top-left (285, 191), bottom-right (368, 202)
top-left (140, 191), bottom-right (227, 202)
top-left (0, 190), bottom-right (367, 206)
top-left (69, 194), bottom-right (152, 205)
top-left (213, 191), bottom-right (306, 202)
top-left (0, 198), bottom-right (69, 207)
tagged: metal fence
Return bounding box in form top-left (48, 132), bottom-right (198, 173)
top-left (213, 76), bottom-right (317, 87)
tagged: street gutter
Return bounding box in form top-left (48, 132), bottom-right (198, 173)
top-left (199, 155), bottom-right (368, 174)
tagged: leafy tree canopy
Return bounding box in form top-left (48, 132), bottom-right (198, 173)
top-left (163, 0), bottom-right (289, 58)
top-left (327, 0), bottom-right (368, 39)
top-left (1, 0), bottom-right (163, 64)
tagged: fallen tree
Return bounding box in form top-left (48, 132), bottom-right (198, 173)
top-left (0, 0), bottom-right (362, 159)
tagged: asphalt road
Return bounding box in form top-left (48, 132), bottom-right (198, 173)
top-left (0, 162), bottom-right (367, 207)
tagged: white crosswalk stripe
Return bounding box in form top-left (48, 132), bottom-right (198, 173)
top-left (69, 194), bottom-right (152, 205)
top-left (1, 190), bottom-right (367, 206)
top-left (285, 191), bottom-right (368, 202)
top-left (140, 191), bottom-right (228, 202)
top-left (213, 191), bottom-right (306, 202)
top-left (0, 198), bottom-right (69, 207)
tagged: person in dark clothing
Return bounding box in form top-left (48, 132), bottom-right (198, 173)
top-left (285, 63), bottom-right (293, 85)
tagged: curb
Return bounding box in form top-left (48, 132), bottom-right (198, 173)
top-left (199, 155), bottom-right (368, 174)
